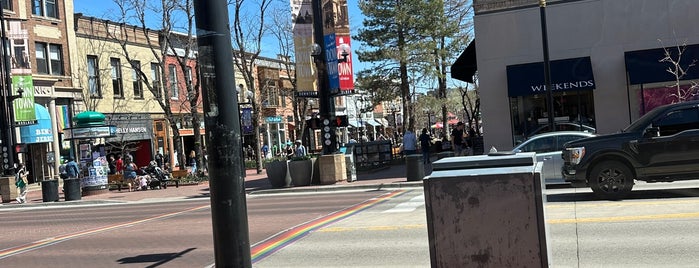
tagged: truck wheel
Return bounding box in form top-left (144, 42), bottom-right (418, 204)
top-left (589, 161), bottom-right (634, 200)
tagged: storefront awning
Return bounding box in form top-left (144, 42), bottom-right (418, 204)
top-left (506, 56), bottom-right (595, 97)
top-left (451, 40), bottom-right (477, 83)
top-left (19, 104), bottom-right (53, 144)
top-left (625, 44), bottom-right (699, 85)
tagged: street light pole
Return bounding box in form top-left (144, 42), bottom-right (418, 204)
top-left (0, 0), bottom-right (18, 175)
top-left (193, 1), bottom-right (251, 267)
top-left (311, 0), bottom-right (337, 155)
top-left (540, 0), bottom-right (555, 131)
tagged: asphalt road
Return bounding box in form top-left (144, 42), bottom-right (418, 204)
top-left (0, 190), bottom-right (390, 267)
top-left (4, 181), bottom-right (699, 267)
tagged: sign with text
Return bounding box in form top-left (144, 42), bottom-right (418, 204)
top-left (12, 75), bottom-right (36, 125)
top-left (336, 35), bottom-right (353, 90)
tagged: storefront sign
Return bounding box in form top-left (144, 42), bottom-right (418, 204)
top-left (19, 104), bottom-right (53, 144)
top-left (64, 126), bottom-right (117, 140)
top-left (265, 116), bottom-right (283, 123)
top-left (506, 57), bottom-right (595, 97)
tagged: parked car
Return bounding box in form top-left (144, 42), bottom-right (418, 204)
top-left (513, 131), bottom-right (596, 185)
top-left (562, 100), bottom-right (699, 200)
top-left (526, 122), bottom-right (596, 138)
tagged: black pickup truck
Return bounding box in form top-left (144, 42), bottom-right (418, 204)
top-left (561, 100), bottom-right (699, 199)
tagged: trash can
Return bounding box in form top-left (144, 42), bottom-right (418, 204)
top-left (345, 154), bottom-right (357, 182)
top-left (63, 178), bottom-right (82, 201)
top-left (405, 154), bottom-right (424, 181)
top-left (41, 179), bottom-right (59, 202)
top-left (424, 152), bottom-right (550, 267)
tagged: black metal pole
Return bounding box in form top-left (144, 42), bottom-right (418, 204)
top-left (540, 0), bottom-right (555, 131)
top-left (0, 0), bottom-right (16, 175)
top-left (193, 1), bottom-right (251, 267)
top-left (312, 0), bottom-right (336, 155)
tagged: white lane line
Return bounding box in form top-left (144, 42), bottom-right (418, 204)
top-left (383, 194), bottom-right (424, 213)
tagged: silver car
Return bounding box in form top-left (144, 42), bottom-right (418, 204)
top-left (513, 131), bottom-right (596, 185)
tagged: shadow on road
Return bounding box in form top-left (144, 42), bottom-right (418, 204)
top-left (117, 247), bottom-right (196, 267)
top-left (546, 187), bottom-right (699, 202)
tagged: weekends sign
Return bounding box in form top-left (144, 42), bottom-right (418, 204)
top-left (506, 57), bottom-right (595, 97)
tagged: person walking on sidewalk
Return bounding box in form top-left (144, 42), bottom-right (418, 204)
top-left (419, 128), bottom-right (431, 164)
top-left (402, 128), bottom-right (418, 155)
top-left (64, 157), bottom-right (80, 194)
top-left (14, 163), bottom-right (28, 203)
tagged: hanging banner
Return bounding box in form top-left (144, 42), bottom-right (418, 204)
top-left (242, 107), bottom-right (253, 134)
top-left (336, 35), bottom-right (353, 91)
top-left (291, 0), bottom-right (317, 96)
top-left (12, 75), bottom-right (36, 126)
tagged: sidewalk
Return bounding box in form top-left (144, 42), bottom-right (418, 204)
top-left (0, 162), bottom-right (426, 207)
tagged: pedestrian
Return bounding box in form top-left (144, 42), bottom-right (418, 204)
top-left (124, 161), bottom-right (137, 192)
top-left (294, 140), bottom-right (307, 157)
top-left (155, 151), bottom-right (164, 168)
top-left (451, 122), bottom-right (466, 156)
top-left (66, 157), bottom-right (80, 179)
top-left (115, 155), bottom-right (124, 174)
top-left (285, 144), bottom-right (294, 160)
top-left (419, 128), bottom-right (431, 164)
top-left (403, 128), bottom-right (418, 155)
top-left (59, 159), bottom-right (68, 179)
top-left (64, 157), bottom-right (80, 194)
top-left (262, 144), bottom-right (269, 159)
top-left (14, 163), bottom-right (28, 203)
top-left (108, 155), bottom-right (116, 175)
top-left (189, 150), bottom-right (197, 174)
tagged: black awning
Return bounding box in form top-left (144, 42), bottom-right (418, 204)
top-left (451, 40), bottom-right (476, 83)
top-left (506, 57), bottom-right (595, 97)
top-left (625, 44), bottom-right (699, 85)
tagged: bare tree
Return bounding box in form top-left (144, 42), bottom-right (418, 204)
top-left (103, 0), bottom-right (203, 170)
top-left (268, 7), bottom-right (310, 146)
top-left (229, 0), bottom-right (272, 174)
top-left (660, 40), bottom-right (699, 103)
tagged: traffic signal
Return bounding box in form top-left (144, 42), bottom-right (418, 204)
top-left (334, 115), bottom-right (349, 127)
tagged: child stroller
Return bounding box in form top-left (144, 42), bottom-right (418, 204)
top-left (144, 161), bottom-right (170, 189)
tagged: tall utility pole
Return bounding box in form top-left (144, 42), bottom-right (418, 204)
top-left (193, 1), bottom-right (251, 267)
top-left (311, 0), bottom-right (337, 155)
top-left (540, 0), bottom-right (555, 131)
top-left (0, 0), bottom-right (17, 175)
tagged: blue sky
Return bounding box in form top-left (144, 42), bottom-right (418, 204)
top-left (73, 0), bottom-right (369, 73)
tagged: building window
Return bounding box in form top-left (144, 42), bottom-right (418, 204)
top-left (131, 60), bottom-right (143, 99)
top-left (265, 79), bottom-right (279, 106)
top-left (35, 43), bottom-right (63, 75)
top-left (87, 56), bottom-right (101, 98)
top-left (168, 64), bottom-right (178, 99)
top-left (111, 58), bottom-right (123, 98)
top-left (32, 0), bottom-right (58, 18)
top-left (2, 0), bottom-right (12, 10)
top-left (185, 66), bottom-right (193, 99)
top-left (150, 63), bottom-right (161, 98)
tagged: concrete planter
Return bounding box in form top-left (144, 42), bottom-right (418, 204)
top-left (265, 160), bottom-right (290, 188)
top-left (288, 159), bottom-right (313, 187)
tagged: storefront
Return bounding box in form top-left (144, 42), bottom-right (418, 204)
top-left (104, 114), bottom-right (154, 167)
top-left (18, 104), bottom-right (55, 184)
top-left (506, 57), bottom-right (596, 142)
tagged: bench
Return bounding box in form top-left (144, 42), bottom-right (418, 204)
top-left (107, 174), bottom-right (130, 191)
top-left (168, 169), bottom-right (189, 188)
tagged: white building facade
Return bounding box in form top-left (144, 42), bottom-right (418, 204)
top-left (466, 0), bottom-right (699, 150)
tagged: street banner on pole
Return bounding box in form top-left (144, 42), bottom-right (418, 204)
top-left (12, 75), bottom-right (36, 125)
